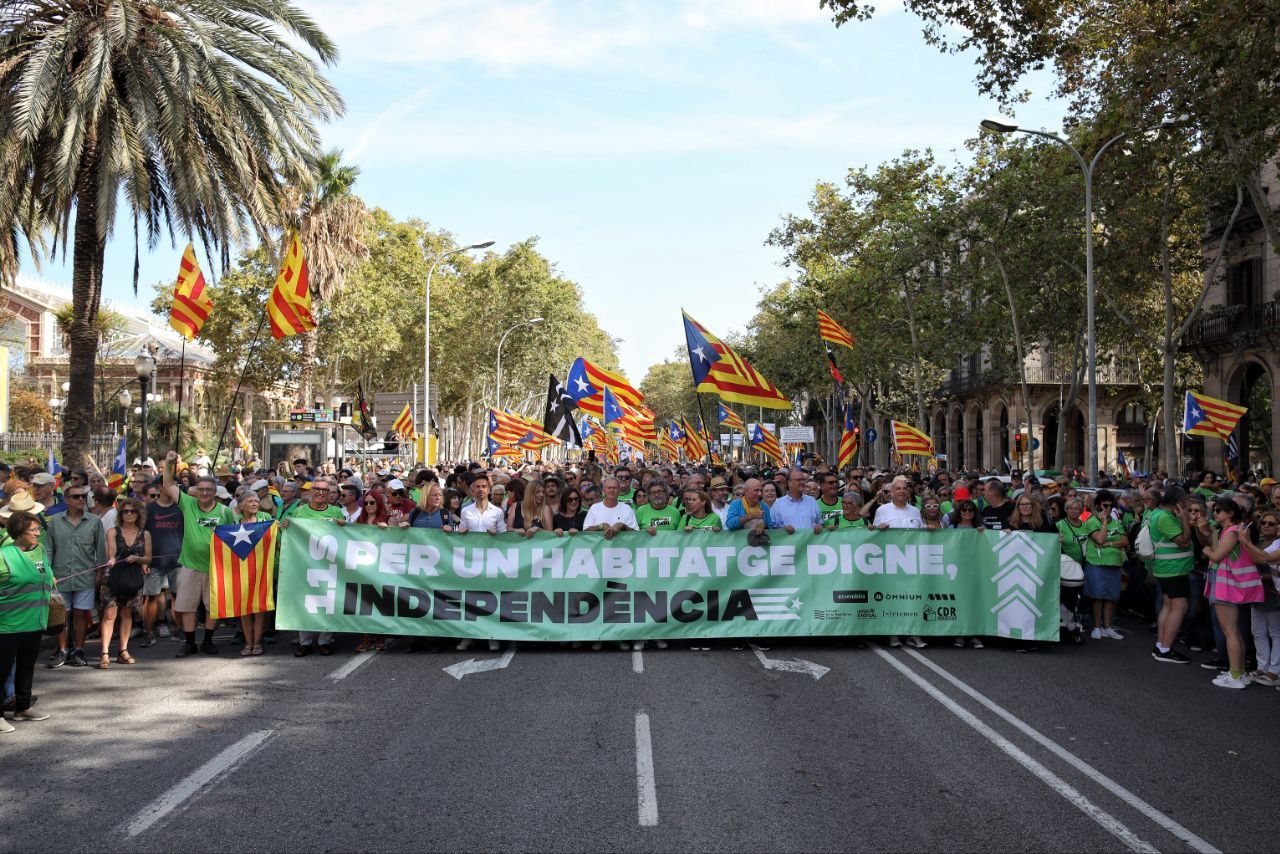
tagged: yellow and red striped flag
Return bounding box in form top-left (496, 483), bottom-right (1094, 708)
top-left (717, 400), bottom-right (746, 434)
top-left (838, 406), bottom-right (859, 470)
top-left (209, 520), bottom-right (277, 618)
top-left (392, 403), bottom-right (416, 439)
top-left (683, 312), bottom-right (790, 409)
top-left (680, 416), bottom-right (707, 460)
top-left (1183, 390), bottom-right (1247, 440)
top-left (817, 310), bottom-right (854, 349)
top-left (749, 423), bottom-right (786, 467)
top-left (268, 234), bottom-right (315, 339)
top-left (234, 418), bottom-right (253, 456)
top-left (169, 243), bottom-right (213, 340)
top-left (659, 428), bottom-right (679, 460)
top-left (891, 420), bottom-right (935, 456)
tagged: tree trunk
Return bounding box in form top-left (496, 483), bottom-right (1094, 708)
top-left (1055, 333), bottom-right (1086, 471)
top-left (61, 141), bottom-right (105, 471)
top-left (903, 283), bottom-right (927, 431)
top-left (297, 327), bottom-right (318, 408)
top-left (462, 393), bottom-right (475, 460)
top-left (990, 250), bottom-right (1035, 472)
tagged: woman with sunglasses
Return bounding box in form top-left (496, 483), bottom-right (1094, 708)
top-left (99, 497), bottom-right (151, 668)
top-left (947, 499), bottom-right (980, 529)
top-left (357, 490), bottom-right (390, 527)
top-left (552, 489), bottom-right (588, 534)
top-left (919, 493), bottom-right (945, 531)
top-left (1203, 498), bottom-right (1265, 688)
top-left (232, 492), bottom-right (274, 656)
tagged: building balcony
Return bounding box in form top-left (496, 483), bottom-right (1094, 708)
top-left (938, 363), bottom-right (1143, 397)
top-left (1182, 299), bottom-right (1280, 352)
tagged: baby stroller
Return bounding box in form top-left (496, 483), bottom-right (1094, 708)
top-left (1059, 555), bottom-right (1085, 644)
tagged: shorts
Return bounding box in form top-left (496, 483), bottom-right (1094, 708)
top-left (1156, 574), bottom-right (1191, 600)
top-left (57, 586), bottom-right (96, 612)
top-left (143, 567), bottom-right (176, 598)
top-left (1083, 563), bottom-right (1122, 601)
top-left (172, 565), bottom-right (210, 613)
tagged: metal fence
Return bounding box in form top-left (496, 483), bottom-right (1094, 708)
top-left (0, 432), bottom-right (120, 464)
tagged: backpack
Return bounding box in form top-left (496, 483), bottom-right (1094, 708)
top-left (1135, 521), bottom-right (1155, 560)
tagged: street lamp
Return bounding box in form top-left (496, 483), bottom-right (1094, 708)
top-left (979, 116), bottom-right (1177, 485)
top-left (495, 317), bottom-right (544, 411)
top-left (119, 388), bottom-right (132, 438)
top-left (135, 348), bottom-right (157, 466)
top-left (423, 240), bottom-right (494, 463)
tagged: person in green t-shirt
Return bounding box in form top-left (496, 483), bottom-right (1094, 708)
top-left (678, 488), bottom-right (722, 531)
top-left (615, 465), bottom-right (637, 506)
top-left (1192, 471), bottom-right (1219, 501)
top-left (816, 473), bottom-right (843, 527)
top-left (835, 491), bottom-right (867, 529)
top-left (279, 476), bottom-right (344, 655)
top-left (1057, 496), bottom-right (1120, 639)
top-left (636, 481), bottom-right (681, 533)
top-left (163, 452), bottom-right (237, 657)
top-left (1147, 485), bottom-right (1193, 662)
top-left (0, 511), bottom-right (52, 725)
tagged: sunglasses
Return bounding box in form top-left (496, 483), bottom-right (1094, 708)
top-left (67, 493), bottom-right (86, 499)
top-left (121, 508), bottom-right (138, 514)
top-left (924, 503), bottom-right (939, 509)
top-left (961, 508), bottom-right (976, 514)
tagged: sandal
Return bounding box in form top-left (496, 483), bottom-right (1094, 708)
top-left (97, 654), bottom-right (110, 670)
top-left (240, 646), bottom-right (254, 657)
top-left (117, 651), bottom-right (135, 665)
top-left (374, 640), bottom-right (386, 652)
top-left (250, 646), bottom-right (264, 656)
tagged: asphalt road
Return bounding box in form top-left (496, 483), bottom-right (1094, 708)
top-left (2, 619), bottom-right (1273, 853)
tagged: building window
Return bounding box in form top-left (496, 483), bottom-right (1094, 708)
top-left (1118, 402), bottom-right (1144, 425)
top-left (1228, 258), bottom-right (1263, 309)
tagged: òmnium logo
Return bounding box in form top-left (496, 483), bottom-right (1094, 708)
top-left (833, 590), bottom-right (869, 604)
top-left (879, 592), bottom-right (922, 601)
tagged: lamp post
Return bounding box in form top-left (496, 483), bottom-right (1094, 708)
top-left (135, 348), bottom-right (157, 466)
top-left (979, 117), bottom-right (1175, 485)
top-left (119, 388), bottom-right (132, 438)
top-left (423, 240), bottom-right (494, 464)
top-left (495, 317), bottom-right (544, 411)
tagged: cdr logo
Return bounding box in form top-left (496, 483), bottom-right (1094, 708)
top-left (922, 605), bottom-right (957, 622)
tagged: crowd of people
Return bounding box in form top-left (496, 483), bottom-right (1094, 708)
top-left (3, 448), bottom-right (1279, 734)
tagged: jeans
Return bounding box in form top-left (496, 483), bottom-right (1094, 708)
top-left (297, 631), bottom-right (332, 647)
top-left (4, 660), bottom-right (13, 702)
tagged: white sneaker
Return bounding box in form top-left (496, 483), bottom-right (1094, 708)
top-left (632, 641), bottom-right (645, 651)
top-left (617, 641), bottom-right (631, 651)
top-left (487, 640), bottom-right (500, 652)
top-left (0, 717), bottom-right (14, 734)
top-left (1212, 672), bottom-right (1248, 689)
top-left (1103, 627), bottom-right (1124, 640)
top-left (905, 636), bottom-right (928, 649)
top-left (887, 635), bottom-right (903, 648)
top-left (456, 639), bottom-right (472, 651)
top-left (1090, 628), bottom-right (1104, 640)
top-left (654, 640), bottom-right (668, 650)
top-left (970, 638), bottom-right (984, 649)
top-left (157, 624), bottom-right (171, 639)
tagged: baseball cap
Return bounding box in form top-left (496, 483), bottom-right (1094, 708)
top-left (250, 479), bottom-right (269, 492)
top-left (30, 472), bottom-right (56, 486)
top-left (388, 478), bottom-right (405, 491)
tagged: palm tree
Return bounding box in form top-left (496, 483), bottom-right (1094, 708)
top-left (292, 148), bottom-right (368, 408)
top-left (0, 1), bottom-right (344, 468)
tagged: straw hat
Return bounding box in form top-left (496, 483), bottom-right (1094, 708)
top-left (0, 489), bottom-right (45, 517)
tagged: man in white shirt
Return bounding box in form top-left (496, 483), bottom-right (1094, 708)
top-left (708, 476), bottom-right (732, 526)
top-left (338, 483), bottom-right (362, 523)
top-left (583, 477), bottom-right (638, 540)
top-left (873, 476), bottom-right (923, 529)
top-left (459, 473), bottom-right (506, 533)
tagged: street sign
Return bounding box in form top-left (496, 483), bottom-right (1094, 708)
top-left (720, 433), bottom-right (731, 447)
top-left (731, 433), bottom-right (744, 447)
top-left (866, 427), bottom-right (878, 444)
top-left (779, 425), bottom-right (816, 444)
top-left (1031, 437), bottom-right (1041, 450)
top-left (288, 409), bottom-right (328, 423)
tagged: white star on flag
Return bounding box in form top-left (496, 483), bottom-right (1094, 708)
top-left (693, 346), bottom-right (707, 362)
top-left (574, 377), bottom-right (590, 393)
top-left (230, 525), bottom-right (254, 546)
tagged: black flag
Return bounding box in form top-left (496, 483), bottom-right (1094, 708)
top-left (354, 381), bottom-right (378, 441)
top-left (543, 373), bottom-right (582, 448)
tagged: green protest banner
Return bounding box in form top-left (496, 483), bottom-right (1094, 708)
top-left (276, 522), bottom-right (1061, 642)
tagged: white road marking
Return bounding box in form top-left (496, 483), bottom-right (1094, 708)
top-left (122, 729), bottom-right (273, 838)
top-left (328, 651), bottom-right (379, 682)
top-left (442, 643), bottom-right (518, 680)
top-left (872, 647), bottom-right (1158, 854)
top-left (632, 648), bottom-right (644, 674)
top-left (904, 648), bottom-right (1220, 854)
top-left (750, 644), bottom-right (830, 680)
top-left (635, 711), bottom-right (659, 827)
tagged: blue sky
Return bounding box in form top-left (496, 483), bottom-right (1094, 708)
top-left (28, 0), bottom-right (1066, 383)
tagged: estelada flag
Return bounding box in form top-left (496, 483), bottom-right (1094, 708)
top-left (817, 310), bottom-right (854, 349)
top-left (268, 233), bottom-right (315, 339)
top-left (838, 406), bottom-right (859, 470)
top-left (749, 423), bottom-right (785, 467)
top-left (107, 436), bottom-right (127, 491)
top-left (717, 400), bottom-right (746, 433)
top-left (683, 311), bottom-right (790, 409)
top-left (1183, 390), bottom-right (1246, 440)
top-left (209, 520), bottom-right (277, 618)
top-left (891, 420), bottom-right (935, 456)
top-left (565, 357), bottom-right (645, 416)
top-left (170, 243), bottom-right (213, 340)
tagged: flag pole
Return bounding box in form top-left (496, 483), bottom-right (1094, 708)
top-left (212, 313), bottom-right (268, 471)
top-left (694, 393), bottom-right (713, 465)
top-left (175, 339), bottom-right (187, 457)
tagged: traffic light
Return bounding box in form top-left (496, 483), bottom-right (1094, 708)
top-left (1013, 433), bottom-right (1023, 453)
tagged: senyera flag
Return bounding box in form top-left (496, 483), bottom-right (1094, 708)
top-left (209, 520), bottom-right (277, 618)
top-left (891, 420), bottom-right (935, 456)
top-left (268, 233), bottom-right (315, 339)
top-left (817, 310), bottom-right (854, 349)
top-left (234, 418), bottom-right (254, 456)
top-left (683, 311), bottom-right (790, 409)
top-left (392, 403), bottom-right (416, 439)
top-left (1183, 390), bottom-right (1246, 440)
top-left (169, 243), bottom-right (213, 340)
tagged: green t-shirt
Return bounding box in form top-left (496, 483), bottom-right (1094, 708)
top-left (618, 488), bottom-right (637, 507)
top-left (817, 498), bottom-right (842, 526)
top-left (635, 503), bottom-right (680, 531)
top-left (288, 502), bottom-right (345, 522)
top-left (0, 543), bottom-right (51, 633)
top-left (680, 512), bottom-right (722, 530)
top-left (1085, 517), bottom-right (1127, 566)
top-left (837, 515), bottom-right (867, 529)
top-left (176, 491), bottom-right (237, 573)
top-left (1149, 507), bottom-right (1193, 578)
top-left (1057, 516), bottom-right (1100, 564)
top-left (1193, 486), bottom-right (1217, 500)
